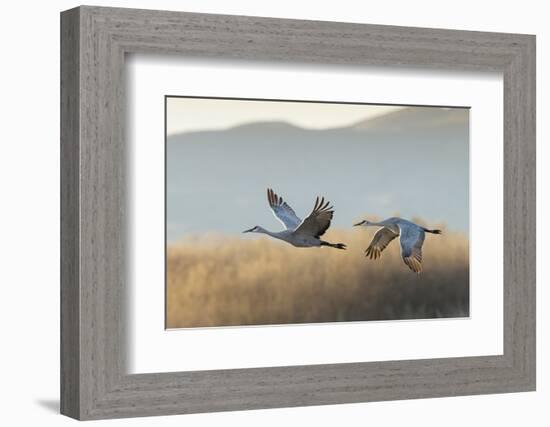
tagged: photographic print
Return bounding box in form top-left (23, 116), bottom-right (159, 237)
top-left (166, 97), bottom-right (469, 329)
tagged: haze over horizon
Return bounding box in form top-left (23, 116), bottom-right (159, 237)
top-left (167, 97), bottom-right (406, 135)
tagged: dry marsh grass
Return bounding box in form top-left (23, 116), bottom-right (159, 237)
top-left (166, 225), bottom-right (469, 328)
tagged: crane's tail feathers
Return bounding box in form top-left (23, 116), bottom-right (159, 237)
top-left (424, 228), bottom-right (442, 234)
top-left (321, 241), bottom-right (347, 250)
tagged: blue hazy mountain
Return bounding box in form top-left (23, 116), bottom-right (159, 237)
top-left (166, 107), bottom-right (469, 242)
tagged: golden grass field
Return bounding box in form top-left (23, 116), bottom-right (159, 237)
top-left (166, 223), bottom-right (469, 328)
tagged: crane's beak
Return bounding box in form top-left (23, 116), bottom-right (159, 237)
top-left (242, 227), bottom-right (255, 233)
top-left (353, 220), bottom-right (366, 227)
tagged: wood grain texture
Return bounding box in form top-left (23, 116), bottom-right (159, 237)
top-left (60, 6), bottom-right (536, 420)
top-left (60, 7), bottom-right (80, 419)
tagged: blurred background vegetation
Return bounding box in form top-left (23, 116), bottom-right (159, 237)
top-left (166, 223), bottom-right (469, 328)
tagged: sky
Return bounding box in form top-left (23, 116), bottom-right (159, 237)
top-left (166, 97), bottom-right (469, 242)
top-left (166, 97), bottom-right (405, 135)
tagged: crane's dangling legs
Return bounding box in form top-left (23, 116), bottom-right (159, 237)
top-left (320, 241), bottom-right (347, 250)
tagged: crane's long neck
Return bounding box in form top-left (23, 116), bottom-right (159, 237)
top-left (255, 226), bottom-right (280, 238)
top-left (366, 221), bottom-right (387, 227)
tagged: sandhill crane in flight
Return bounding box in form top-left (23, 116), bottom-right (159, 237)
top-left (243, 188), bottom-right (346, 250)
top-left (353, 217), bottom-right (442, 273)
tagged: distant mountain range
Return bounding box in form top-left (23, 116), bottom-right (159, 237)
top-left (166, 107), bottom-right (469, 241)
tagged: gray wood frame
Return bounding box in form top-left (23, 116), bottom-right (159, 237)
top-left (60, 5), bottom-right (536, 420)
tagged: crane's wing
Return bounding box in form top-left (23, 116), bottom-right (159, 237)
top-left (267, 188), bottom-right (302, 230)
top-left (294, 196), bottom-right (334, 237)
top-left (365, 227), bottom-right (399, 260)
top-left (398, 225), bottom-right (425, 273)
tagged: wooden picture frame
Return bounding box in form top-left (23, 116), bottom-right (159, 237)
top-left (60, 5), bottom-right (536, 420)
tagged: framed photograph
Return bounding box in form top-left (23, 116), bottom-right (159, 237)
top-left (165, 97), bottom-right (470, 330)
top-left (61, 6), bottom-right (536, 420)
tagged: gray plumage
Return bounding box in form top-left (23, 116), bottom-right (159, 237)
top-left (243, 189), bottom-right (346, 250)
top-left (354, 217), bottom-right (441, 273)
